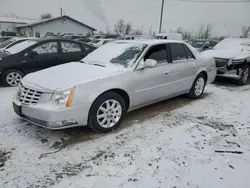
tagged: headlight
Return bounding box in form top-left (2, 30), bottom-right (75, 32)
top-left (51, 87), bottom-right (75, 107)
top-left (0, 58), bottom-right (2, 61)
top-left (232, 59), bottom-right (246, 64)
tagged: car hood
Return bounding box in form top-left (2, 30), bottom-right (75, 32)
top-left (22, 62), bottom-right (124, 92)
top-left (201, 49), bottom-right (248, 59)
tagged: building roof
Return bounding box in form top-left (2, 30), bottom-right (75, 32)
top-left (16, 15), bottom-right (96, 31)
top-left (0, 16), bottom-right (37, 24)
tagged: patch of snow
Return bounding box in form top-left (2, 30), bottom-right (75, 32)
top-left (0, 82), bottom-right (250, 188)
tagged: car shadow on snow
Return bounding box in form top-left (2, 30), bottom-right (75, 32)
top-left (23, 92), bottom-right (212, 150)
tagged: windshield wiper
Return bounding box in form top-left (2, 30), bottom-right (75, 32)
top-left (91, 63), bottom-right (105, 67)
top-left (79, 60), bottom-right (105, 67)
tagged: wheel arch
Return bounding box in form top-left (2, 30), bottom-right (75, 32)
top-left (0, 67), bottom-right (26, 75)
top-left (92, 88), bottom-right (130, 110)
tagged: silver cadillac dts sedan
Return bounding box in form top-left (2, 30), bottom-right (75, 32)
top-left (13, 40), bottom-right (216, 132)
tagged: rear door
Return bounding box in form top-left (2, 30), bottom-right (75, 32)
top-left (59, 41), bottom-right (87, 64)
top-left (23, 40), bottom-right (60, 73)
top-left (164, 43), bottom-right (197, 95)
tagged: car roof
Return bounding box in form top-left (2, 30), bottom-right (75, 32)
top-left (113, 39), bottom-right (185, 45)
top-left (30, 37), bottom-right (83, 42)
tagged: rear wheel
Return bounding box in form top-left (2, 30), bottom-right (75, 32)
top-left (188, 73), bottom-right (206, 99)
top-left (236, 64), bottom-right (249, 86)
top-left (88, 92), bottom-right (126, 133)
top-left (1, 69), bottom-right (24, 87)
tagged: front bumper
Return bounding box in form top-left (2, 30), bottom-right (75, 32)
top-left (13, 99), bottom-right (88, 130)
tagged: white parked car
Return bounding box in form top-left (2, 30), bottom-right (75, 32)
top-left (202, 38), bottom-right (250, 85)
top-left (89, 39), bottom-right (114, 47)
top-left (13, 40), bottom-right (216, 132)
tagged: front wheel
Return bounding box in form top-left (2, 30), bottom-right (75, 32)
top-left (88, 92), bottom-right (126, 133)
top-left (236, 64), bottom-right (249, 86)
top-left (1, 69), bottom-right (24, 87)
top-left (188, 73), bottom-right (206, 99)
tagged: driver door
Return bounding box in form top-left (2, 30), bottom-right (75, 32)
top-left (132, 44), bottom-right (172, 107)
top-left (24, 41), bottom-right (60, 73)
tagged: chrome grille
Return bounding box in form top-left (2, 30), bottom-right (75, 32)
top-left (214, 58), bottom-right (229, 68)
top-left (17, 85), bottom-right (43, 105)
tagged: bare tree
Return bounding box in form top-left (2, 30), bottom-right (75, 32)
top-left (241, 26), bottom-right (250, 38)
top-left (176, 27), bottom-right (192, 40)
top-left (132, 29), bottom-right (143, 35)
top-left (125, 23), bottom-right (132, 35)
top-left (196, 24), bottom-right (205, 39)
top-left (203, 24), bottom-right (213, 39)
top-left (40, 13), bottom-right (52, 19)
top-left (114, 19), bottom-right (126, 34)
top-left (196, 24), bottom-right (213, 39)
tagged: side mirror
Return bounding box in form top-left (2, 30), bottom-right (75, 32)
top-left (144, 59), bottom-right (157, 68)
top-left (30, 51), bottom-right (38, 58)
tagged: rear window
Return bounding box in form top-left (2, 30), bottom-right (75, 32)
top-left (169, 43), bottom-right (187, 62)
top-left (183, 45), bottom-right (195, 59)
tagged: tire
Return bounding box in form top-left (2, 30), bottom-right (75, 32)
top-left (188, 73), bottom-right (206, 99)
top-left (236, 64), bottom-right (249, 86)
top-left (1, 69), bottom-right (24, 87)
top-left (88, 92), bottom-right (127, 133)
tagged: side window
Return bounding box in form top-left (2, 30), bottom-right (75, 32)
top-left (169, 43), bottom-right (187, 62)
top-left (144, 44), bottom-right (168, 64)
top-left (61, 42), bottom-right (81, 53)
top-left (183, 45), bottom-right (195, 60)
top-left (32, 42), bottom-right (58, 55)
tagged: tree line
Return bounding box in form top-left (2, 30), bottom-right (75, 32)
top-left (113, 19), bottom-right (250, 40)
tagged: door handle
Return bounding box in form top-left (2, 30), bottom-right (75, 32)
top-left (21, 60), bottom-right (27, 63)
top-left (192, 66), bottom-right (196, 69)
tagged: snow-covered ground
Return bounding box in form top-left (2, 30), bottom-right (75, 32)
top-left (1, 78), bottom-right (250, 188)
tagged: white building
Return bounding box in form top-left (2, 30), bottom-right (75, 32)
top-left (16, 15), bottom-right (96, 37)
top-left (0, 17), bottom-right (35, 35)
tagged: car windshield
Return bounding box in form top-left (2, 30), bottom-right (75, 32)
top-left (0, 39), bottom-right (16, 48)
top-left (187, 40), bottom-right (205, 48)
top-left (82, 42), bottom-right (147, 68)
top-left (6, 40), bottom-right (37, 54)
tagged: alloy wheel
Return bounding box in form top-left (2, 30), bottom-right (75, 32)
top-left (194, 77), bottom-right (205, 96)
top-left (6, 72), bottom-right (22, 86)
top-left (97, 99), bottom-right (122, 128)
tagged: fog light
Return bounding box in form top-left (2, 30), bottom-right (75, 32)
top-left (53, 120), bottom-right (78, 127)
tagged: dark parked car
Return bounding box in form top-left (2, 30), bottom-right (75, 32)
top-left (187, 39), bottom-right (218, 52)
top-left (0, 38), bottom-right (96, 86)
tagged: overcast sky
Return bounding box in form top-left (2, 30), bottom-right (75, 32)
top-left (0, 0), bottom-right (249, 36)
